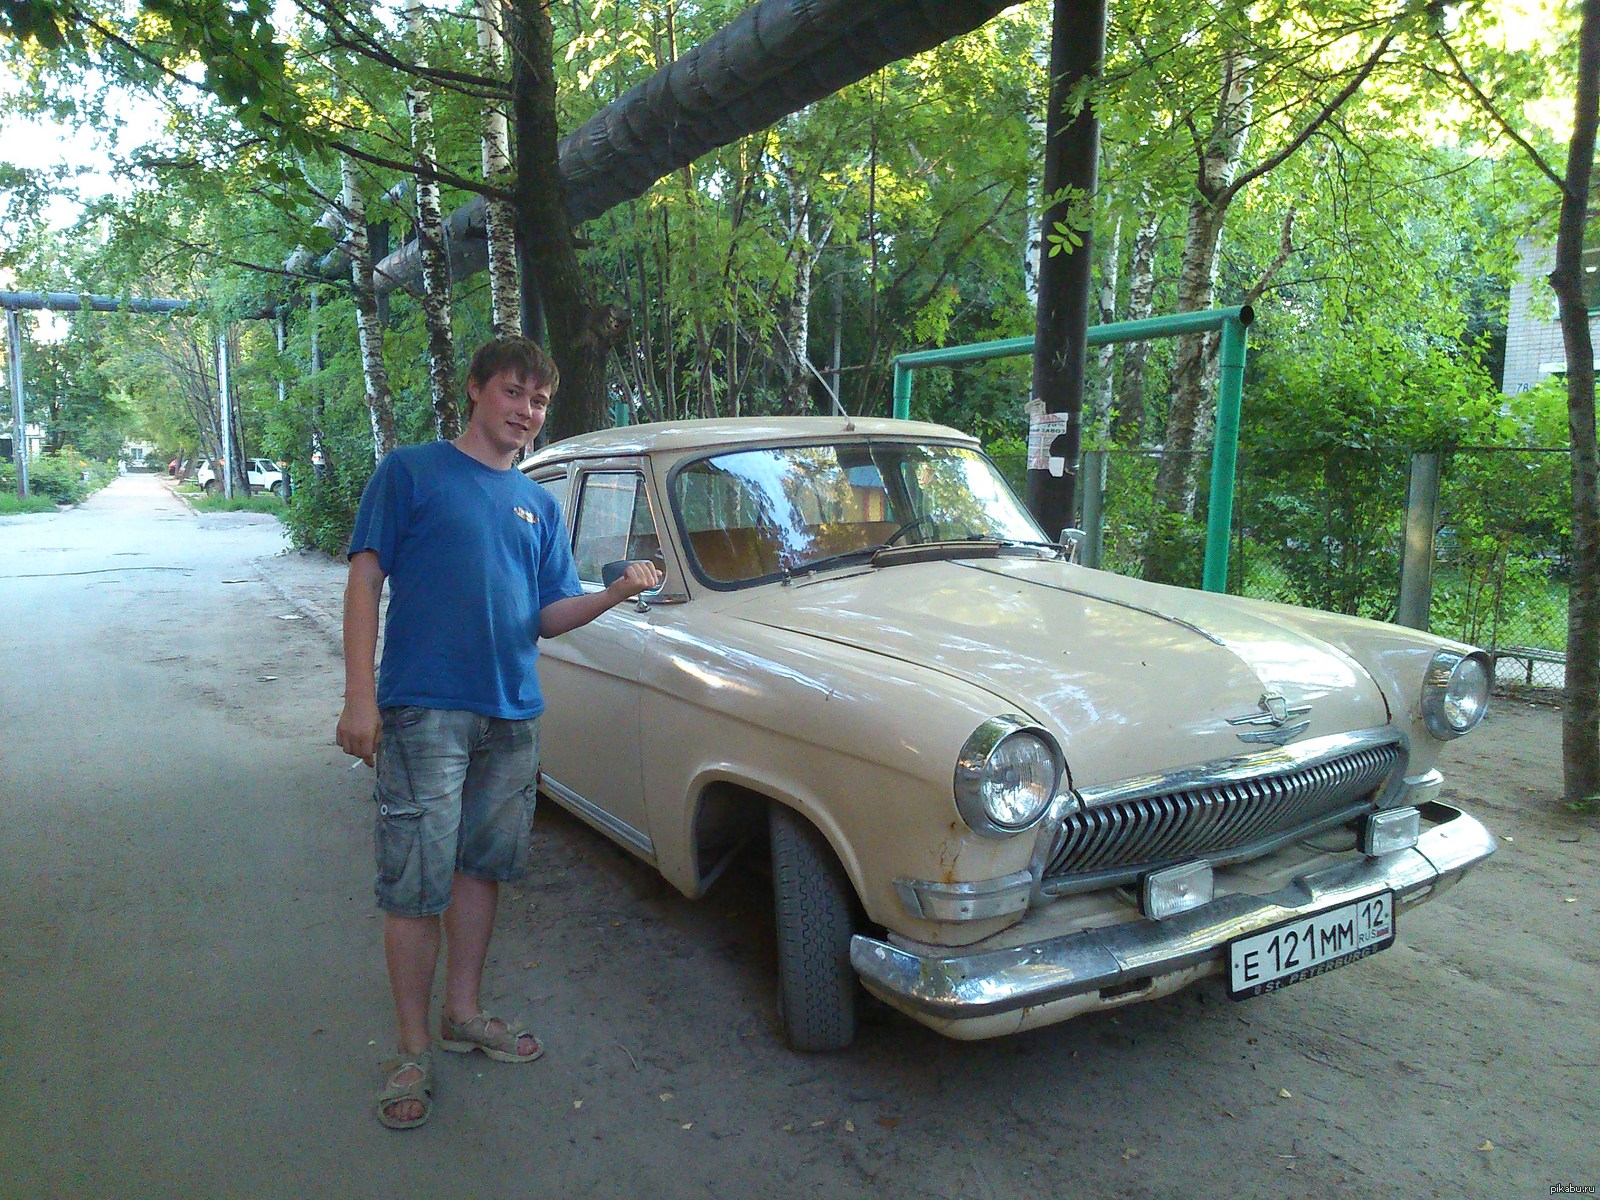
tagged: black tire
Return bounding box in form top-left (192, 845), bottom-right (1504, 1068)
top-left (203, 480), bottom-right (219, 495)
top-left (269, 480), bottom-right (283, 496)
top-left (769, 803), bottom-right (858, 1051)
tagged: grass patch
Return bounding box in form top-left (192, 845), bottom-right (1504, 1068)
top-left (0, 493), bottom-right (60, 515)
top-left (190, 492), bottom-right (285, 515)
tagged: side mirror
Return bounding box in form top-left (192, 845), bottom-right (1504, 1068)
top-left (1058, 528), bottom-right (1085, 564)
top-left (601, 559), bottom-right (664, 599)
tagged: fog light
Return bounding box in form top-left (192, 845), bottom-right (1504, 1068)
top-left (1140, 861), bottom-right (1213, 920)
top-left (1362, 807), bottom-right (1421, 856)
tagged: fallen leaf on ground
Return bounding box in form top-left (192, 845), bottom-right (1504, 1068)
top-left (1279, 1088), bottom-right (1293, 1099)
top-left (1121, 1147), bottom-right (1139, 1162)
top-left (844, 1120), bottom-right (856, 1133)
top-left (573, 1100), bottom-right (583, 1109)
top-left (877, 1117), bottom-right (900, 1130)
top-left (659, 1093), bottom-right (674, 1102)
top-left (1478, 1140), bottom-right (1494, 1152)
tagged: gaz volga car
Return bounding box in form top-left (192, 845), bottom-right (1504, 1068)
top-left (523, 418), bottom-right (1495, 1050)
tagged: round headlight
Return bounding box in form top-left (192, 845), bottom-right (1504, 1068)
top-left (954, 716), bottom-right (1063, 838)
top-left (1421, 650), bottom-right (1491, 739)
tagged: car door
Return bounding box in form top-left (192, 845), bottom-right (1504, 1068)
top-left (535, 462), bottom-right (664, 862)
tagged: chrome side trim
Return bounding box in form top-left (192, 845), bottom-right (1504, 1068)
top-left (539, 775), bottom-right (657, 864)
top-left (895, 871), bottom-right (1034, 921)
top-left (852, 801), bottom-right (1494, 1023)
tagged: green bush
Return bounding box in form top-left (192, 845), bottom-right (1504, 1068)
top-left (15, 447), bottom-right (119, 505)
top-left (281, 467), bottom-right (366, 556)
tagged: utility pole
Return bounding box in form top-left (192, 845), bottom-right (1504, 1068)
top-left (1026, 0), bottom-right (1107, 538)
top-left (5, 308), bottom-right (27, 498)
top-left (218, 332), bottom-right (235, 500)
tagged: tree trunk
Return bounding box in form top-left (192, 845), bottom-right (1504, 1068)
top-left (341, 157), bottom-right (398, 462)
top-left (1550, 0), bottom-right (1600, 807)
top-left (407, 2), bottom-right (461, 440)
top-left (477, 0), bottom-right (521, 340)
top-left (1112, 208), bottom-right (1160, 444)
top-left (1091, 212), bottom-right (1121, 440)
top-left (1151, 56), bottom-right (1252, 518)
top-left (508, 0), bottom-right (621, 441)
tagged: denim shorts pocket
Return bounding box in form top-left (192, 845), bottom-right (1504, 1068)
top-left (374, 791), bottom-right (427, 886)
top-left (383, 705), bottom-right (431, 732)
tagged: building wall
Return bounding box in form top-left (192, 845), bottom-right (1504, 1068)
top-left (1502, 237), bottom-right (1600, 394)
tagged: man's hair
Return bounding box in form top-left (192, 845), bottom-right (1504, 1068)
top-left (465, 337), bottom-right (560, 401)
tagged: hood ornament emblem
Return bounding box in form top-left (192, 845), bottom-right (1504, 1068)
top-left (1228, 692), bottom-right (1312, 746)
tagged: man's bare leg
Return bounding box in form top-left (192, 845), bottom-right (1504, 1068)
top-left (382, 912), bottom-right (441, 1123)
top-left (442, 873), bottom-right (537, 1056)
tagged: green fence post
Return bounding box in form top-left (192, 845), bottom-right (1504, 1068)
top-left (892, 359), bottom-right (912, 421)
top-left (1201, 313), bottom-right (1251, 593)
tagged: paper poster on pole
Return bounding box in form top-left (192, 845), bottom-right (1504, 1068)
top-left (1027, 410), bottom-right (1069, 471)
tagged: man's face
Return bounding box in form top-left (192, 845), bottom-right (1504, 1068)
top-left (466, 369), bottom-right (553, 456)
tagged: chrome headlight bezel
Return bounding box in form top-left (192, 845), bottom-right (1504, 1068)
top-left (954, 715), bottom-right (1064, 839)
top-left (1421, 649), bottom-right (1491, 739)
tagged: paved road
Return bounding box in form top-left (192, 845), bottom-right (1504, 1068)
top-left (0, 476), bottom-right (462, 1195)
top-left (1, 474), bottom-right (1595, 1200)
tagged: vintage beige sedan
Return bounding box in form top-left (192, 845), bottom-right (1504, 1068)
top-left (523, 417), bottom-right (1496, 1050)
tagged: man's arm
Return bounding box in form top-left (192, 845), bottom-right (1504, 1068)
top-left (336, 550), bottom-right (387, 766)
top-left (539, 561), bottom-right (663, 638)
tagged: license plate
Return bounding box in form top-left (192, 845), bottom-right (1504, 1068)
top-left (1227, 892), bottom-right (1395, 1000)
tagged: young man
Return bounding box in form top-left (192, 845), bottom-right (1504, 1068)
top-left (336, 338), bottom-right (661, 1130)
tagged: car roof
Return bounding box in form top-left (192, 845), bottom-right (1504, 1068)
top-left (524, 416), bottom-right (980, 468)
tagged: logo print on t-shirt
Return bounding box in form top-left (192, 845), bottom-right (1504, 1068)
top-left (513, 506), bottom-right (538, 525)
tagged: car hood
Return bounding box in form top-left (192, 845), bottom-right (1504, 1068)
top-left (724, 555), bottom-right (1390, 787)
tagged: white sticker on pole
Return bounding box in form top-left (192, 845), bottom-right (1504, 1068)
top-left (1027, 410), bottom-right (1069, 474)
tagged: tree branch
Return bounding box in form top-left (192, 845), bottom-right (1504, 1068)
top-left (1429, 32), bottom-right (1569, 195)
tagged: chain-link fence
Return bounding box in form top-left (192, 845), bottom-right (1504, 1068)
top-left (1432, 447), bottom-right (1570, 691)
top-left (984, 440), bottom-right (1571, 694)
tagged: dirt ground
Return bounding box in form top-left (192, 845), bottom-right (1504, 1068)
top-left (2, 479), bottom-right (1596, 1199)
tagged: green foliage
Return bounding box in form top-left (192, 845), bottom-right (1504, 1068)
top-left (0, 492), bottom-right (59, 514)
top-left (21, 447), bottom-right (115, 504)
top-left (189, 490), bottom-right (282, 514)
top-left (279, 466), bottom-right (366, 556)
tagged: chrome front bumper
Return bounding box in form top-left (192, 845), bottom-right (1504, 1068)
top-left (851, 801), bottom-right (1495, 1038)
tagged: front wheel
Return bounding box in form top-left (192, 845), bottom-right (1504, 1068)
top-left (203, 480), bottom-right (219, 495)
top-left (769, 803), bottom-right (858, 1051)
top-left (269, 480), bottom-right (283, 496)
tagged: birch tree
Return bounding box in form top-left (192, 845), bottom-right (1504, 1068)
top-left (404, 0), bottom-right (460, 439)
top-left (477, 0), bottom-right (519, 338)
top-left (341, 156), bottom-right (397, 461)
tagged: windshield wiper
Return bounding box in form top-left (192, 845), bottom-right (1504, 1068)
top-left (961, 534), bottom-right (1067, 557)
top-left (782, 546), bottom-right (883, 581)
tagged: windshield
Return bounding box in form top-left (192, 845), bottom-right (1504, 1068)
top-left (671, 441), bottom-right (1045, 586)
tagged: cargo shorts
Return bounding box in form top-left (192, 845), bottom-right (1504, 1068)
top-left (373, 706), bottom-right (540, 917)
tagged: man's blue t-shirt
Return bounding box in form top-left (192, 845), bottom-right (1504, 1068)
top-left (348, 441), bottom-right (583, 720)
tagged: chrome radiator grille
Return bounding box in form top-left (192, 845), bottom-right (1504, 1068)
top-left (1043, 740), bottom-right (1401, 887)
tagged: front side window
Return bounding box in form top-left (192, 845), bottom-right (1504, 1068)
top-left (672, 442), bottom-right (1043, 586)
top-left (572, 471), bottom-right (660, 586)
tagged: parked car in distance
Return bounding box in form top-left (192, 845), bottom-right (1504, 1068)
top-left (522, 418), bottom-right (1496, 1051)
top-left (196, 457), bottom-right (284, 496)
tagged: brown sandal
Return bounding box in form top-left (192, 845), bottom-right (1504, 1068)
top-left (439, 1011), bottom-right (543, 1063)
